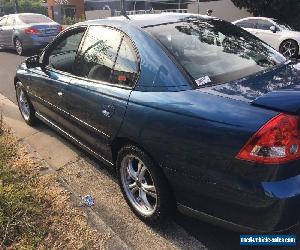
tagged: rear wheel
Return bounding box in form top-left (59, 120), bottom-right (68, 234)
top-left (16, 83), bottom-right (37, 125)
top-left (117, 145), bottom-right (174, 224)
top-left (279, 40), bottom-right (299, 58)
top-left (14, 38), bottom-right (25, 56)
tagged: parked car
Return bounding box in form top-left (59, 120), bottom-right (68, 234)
top-left (233, 17), bottom-right (300, 58)
top-left (0, 13), bottom-right (62, 55)
top-left (15, 13), bottom-right (300, 232)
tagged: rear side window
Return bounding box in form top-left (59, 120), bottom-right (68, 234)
top-left (74, 26), bottom-right (138, 87)
top-left (235, 20), bottom-right (256, 29)
top-left (19, 14), bottom-right (53, 24)
top-left (6, 16), bottom-right (15, 26)
top-left (111, 36), bottom-right (139, 87)
top-left (257, 20), bottom-right (273, 30)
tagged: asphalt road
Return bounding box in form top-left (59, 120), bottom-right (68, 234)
top-left (0, 49), bottom-right (297, 250)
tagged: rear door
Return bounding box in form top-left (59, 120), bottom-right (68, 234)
top-left (62, 25), bottom-right (139, 162)
top-left (2, 15), bottom-right (15, 47)
top-left (29, 27), bottom-right (86, 125)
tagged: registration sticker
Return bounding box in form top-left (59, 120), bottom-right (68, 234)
top-left (195, 76), bottom-right (211, 86)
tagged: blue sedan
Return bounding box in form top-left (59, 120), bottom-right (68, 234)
top-left (14, 13), bottom-right (300, 232)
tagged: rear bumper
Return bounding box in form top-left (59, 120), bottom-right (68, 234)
top-left (20, 34), bottom-right (57, 50)
top-left (166, 168), bottom-right (300, 232)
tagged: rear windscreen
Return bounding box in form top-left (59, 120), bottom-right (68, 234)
top-left (19, 15), bottom-right (53, 24)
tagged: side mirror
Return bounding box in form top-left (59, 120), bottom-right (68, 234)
top-left (270, 26), bottom-right (277, 33)
top-left (25, 55), bottom-right (43, 69)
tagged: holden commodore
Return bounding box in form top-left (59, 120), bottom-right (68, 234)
top-left (14, 13), bottom-right (300, 232)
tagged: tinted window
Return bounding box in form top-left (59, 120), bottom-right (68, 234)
top-left (0, 17), bottom-right (7, 26)
top-left (257, 20), bottom-right (273, 30)
top-left (47, 29), bottom-right (85, 73)
top-left (73, 26), bottom-right (122, 83)
top-left (235, 19), bottom-right (256, 29)
top-left (145, 18), bottom-right (286, 86)
top-left (111, 37), bottom-right (138, 87)
top-left (19, 14), bottom-right (53, 24)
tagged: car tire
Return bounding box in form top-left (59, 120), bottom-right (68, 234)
top-left (14, 38), bottom-right (25, 56)
top-left (15, 82), bottom-right (37, 126)
top-left (279, 39), bottom-right (299, 58)
top-left (117, 145), bottom-right (174, 224)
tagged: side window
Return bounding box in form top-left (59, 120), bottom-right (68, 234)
top-left (0, 17), bottom-right (7, 26)
top-left (73, 26), bottom-right (122, 82)
top-left (257, 20), bottom-right (273, 30)
top-left (6, 16), bottom-right (15, 26)
top-left (46, 29), bottom-right (86, 73)
top-left (111, 37), bottom-right (138, 87)
top-left (236, 20), bottom-right (256, 29)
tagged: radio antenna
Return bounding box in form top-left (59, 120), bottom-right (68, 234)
top-left (120, 0), bottom-right (130, 20)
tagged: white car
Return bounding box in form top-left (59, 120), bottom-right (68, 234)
top-left (233, 17), bottom-right (300, 58)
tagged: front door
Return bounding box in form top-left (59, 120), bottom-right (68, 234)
top-left (29, 27), bottom-right (86, 125)
top-left (62, 25), bottom-right (139, 162)
top-left (254, 19), bottom-right (281, 49)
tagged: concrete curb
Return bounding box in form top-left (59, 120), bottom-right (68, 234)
top-left (0, 93), bottom-right (129, 249)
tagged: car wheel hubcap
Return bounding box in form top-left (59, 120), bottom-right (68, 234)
top-left (18, 89), bottom-right (30, 120)
top-left (15, 40), bottom-right (22, 55)
top-left (280, 41), bottom-right (297, 58)
top-left (120, 155), bottom-right (157, 216)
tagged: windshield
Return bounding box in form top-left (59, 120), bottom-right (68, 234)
top-left (19, 14), bottom-right (53, 24)
top-left (145, 18), bottom-right (286, 86)
top-left (273, 19), bottom-right (295, 31)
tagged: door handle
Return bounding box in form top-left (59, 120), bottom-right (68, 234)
top-left (57, 91), bottom-right (63, 97)
top-left (102, 104), bottom-right (115, 118)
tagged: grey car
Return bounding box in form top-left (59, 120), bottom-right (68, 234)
top-left (0, 13), bottom-right (62, 55)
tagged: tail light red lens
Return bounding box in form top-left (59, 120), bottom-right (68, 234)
top-left (25, 27), bottom-right (40, 35)
top-left (236, 113), bottom-right (300, 164)
top-left (58, 26), bottom-right (64, 32)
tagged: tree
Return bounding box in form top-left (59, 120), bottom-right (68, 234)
top-left (231, 0), bottom-right (300, 30)
top-left (0, 0), bottom-right (47, 15)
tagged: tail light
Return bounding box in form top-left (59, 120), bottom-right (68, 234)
top-left (58, 26), bottom-right (64, 32)
top-left (25, 27), bottom-right (40, 35)
top-left (236, 113), bottom-right (300, 164)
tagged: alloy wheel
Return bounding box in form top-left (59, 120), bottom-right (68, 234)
top-left (15, 39), bottom-right (23, 55)
top-left (280, 40), bottom-right (298, 58)
top-left (120, 155), bottom-right (157, 216)
top-left (18, 89), bottom-right (30, 121)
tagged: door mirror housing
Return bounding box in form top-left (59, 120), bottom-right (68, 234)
top-left (25, 55), bottom-right (43, 69)
top-left (270, 26), bottom-right (277, 33)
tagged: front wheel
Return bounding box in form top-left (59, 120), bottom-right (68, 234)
top-left (16, 83), bottom-right (37, 126)
top-left (279, 40), bottom-right (299, 58)
top-left (117, 145), bottom-right (174, 224)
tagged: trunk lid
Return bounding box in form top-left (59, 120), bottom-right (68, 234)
top-left (199, 60), bottom-right (300, 114)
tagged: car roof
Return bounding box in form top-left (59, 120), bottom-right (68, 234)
top-left (81, 13), bottom-right (216, 28)
top-left (233, 17), bottom-right (274, 23)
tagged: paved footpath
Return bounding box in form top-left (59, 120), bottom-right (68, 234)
top-left (0, 92), bottom-right (208, 249)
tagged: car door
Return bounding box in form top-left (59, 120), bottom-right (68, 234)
top-left (62, 25), bottom-right (139, 162)
top-left (0, 16), bottom-right (8, 46)
top-left (254, 19), bottom-right (281, 49)
top-left (28, 27), bottom-right (86, 126)
top-left (2, 15), bottom-right (15, 47)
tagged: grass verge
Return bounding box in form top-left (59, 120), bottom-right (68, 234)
top-left (0, 127), bottom-right (110, 249)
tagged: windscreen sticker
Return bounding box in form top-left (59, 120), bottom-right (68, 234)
top-left (195, 76), bottom-right (211, 86)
